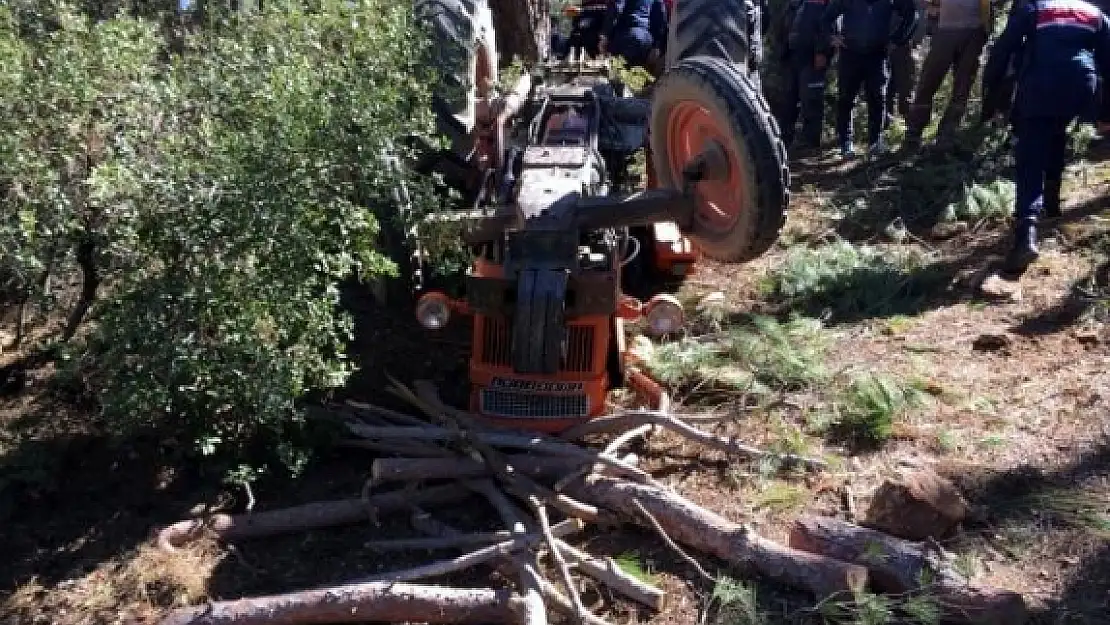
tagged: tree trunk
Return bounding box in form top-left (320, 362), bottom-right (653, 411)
top-left (155, 484), bottom-right (469, 550)
top-left (488, 0), bottom-right (550, 64)
top-left (563, 475), bottom-right (869, 598)
top-left (159, 582), bottom-right (525, 625)
top-left (788, 515), bottom-right (1027, 625)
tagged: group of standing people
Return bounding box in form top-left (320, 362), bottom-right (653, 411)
top-left (774, 0), bottom-right (993, 156)
top-left (552, 0), bottom-right (1110, 272)
top-left (774, 0), bottom-right (1110, 270)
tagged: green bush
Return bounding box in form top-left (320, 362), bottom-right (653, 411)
top-left (1, 0), bottom-right (441, 474)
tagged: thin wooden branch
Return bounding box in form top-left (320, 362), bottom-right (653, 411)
top-left (373, 455), bottom-right (586, 484)
top-left (555, 424), bottom-right (654, 492)
top-left (554, 539), bottom-right (666, 611)
top-left (559, 410), bottom-right (828, 471)
top-left (531, 497), bottom-right (587, 623)
top-left (406, 379), bottom-right (661, 487)
top-left (346, 518), bottom-right (585, 585)
top-left (158, 582), bottom-right (523, 625)
top-left (365, 531), bottom-right (517, 552)
top-left (468, 479), bottom-right (533, 534)
top-left (632, 498), bottom-right (716, 583)
top-left (345, 424), bottom-right (657, 486)
top-left (408, 507), bottom-right (613, 625)
top-left (338, 438), bottom-right (454, 458)
top-left (155, 484), bottom-right (469, 551)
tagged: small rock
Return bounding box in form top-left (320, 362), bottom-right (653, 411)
top-left (978, 273), bottom-right (1023, 301)
top-left (973, 333), bottom-right (1013, 352)
top-left (863, 468), bottom-right (970, 540)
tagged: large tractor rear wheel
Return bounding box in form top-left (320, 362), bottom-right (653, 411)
top-left (650, 56), bottom-right (788, 263)
top-left (414, 0), bottom-right (498, 163)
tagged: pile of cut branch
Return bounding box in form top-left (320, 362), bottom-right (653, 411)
top-left (154, 379), bottom-right (1023, 625)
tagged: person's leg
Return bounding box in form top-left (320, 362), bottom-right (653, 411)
top-left (800, 62), bottom-right (829, 148)
top-left (863, 52), bottom-right (888, 148)
top-left (886, 44), bottom-right (911, 122)
top-left (1043, 117), bottom-right (1071, 219)
top-left (906, 29), bottom-right (959, 141)
top-left (937, 28), bottom-right (987, 138)
top-left (836, 51), bottom-right (865, 153)
top-left (1008, 116), bottom-right (1051, 270)
top-left (778, 57), bottom-right (803, 147)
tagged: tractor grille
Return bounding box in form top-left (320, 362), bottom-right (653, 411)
top-left (479, 316), bottom-right (596, 373)
top-left (479, 389), bottom-right (590, 419)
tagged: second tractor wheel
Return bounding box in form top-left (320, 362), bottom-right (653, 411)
top-left (650, 56), bottom-right (788, 263)
top-left (414, 0), bottom-right (498, 160)
top-left (665, 0), bottom-right (753, 70)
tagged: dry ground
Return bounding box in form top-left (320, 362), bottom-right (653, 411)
top-left (1, 133), bottom-right (1108, 625)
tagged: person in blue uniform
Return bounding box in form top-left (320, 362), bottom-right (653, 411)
top-left (777, 0), bottom-right (833, 151)
top-left (982, 0), bottom-right (1110, 272)
top-left (821, 0), bottom-right (919, 157)
top-left (566, 0), bottom-right (612, 58)
top-left (599, 0), bottom-right (670, 70)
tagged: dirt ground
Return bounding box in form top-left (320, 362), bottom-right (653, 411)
top-left (1, 133), bottom-right (1108, 625)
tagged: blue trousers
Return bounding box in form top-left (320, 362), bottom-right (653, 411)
top-left (836, 50), bottom-right (889, 145)
top-left (611, 27), bottom-right (654, 69)
top-left (780, 54), bottom-right (828, 147)
top-left (1013, 116), bottom-right (1070, 221)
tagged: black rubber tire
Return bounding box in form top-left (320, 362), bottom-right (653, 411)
top-left (665, 0), bottom-right (752, 70)
top-left (413, 0), bottom-right (498, 160)
top-left (650, 56), bottom-right (788, 263)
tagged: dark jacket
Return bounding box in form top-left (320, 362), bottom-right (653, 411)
top-left (603, 0), bottom-right (670, 49)
top-left (983, 0), bottom-right (1110, 119)
top-left (821, 0), bottom-right (919, 54)
top-left (781, 0), bottom-right (832, 56)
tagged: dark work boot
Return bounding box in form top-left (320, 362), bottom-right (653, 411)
top-left (1043, 179), bottom-right (1063, 220)
top-left (1003, 218), bottom-right (1039, 275)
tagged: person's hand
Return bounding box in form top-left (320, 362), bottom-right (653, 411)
top-left (598, 34), bottom-right (609, 54)
top-left (830, 34), bottom-right (845, 48)
top-left (814, 53), bottom-right (827, 69)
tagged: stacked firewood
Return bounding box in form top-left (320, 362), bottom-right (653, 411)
top-left (153, 380), bottom-right (1026, 625)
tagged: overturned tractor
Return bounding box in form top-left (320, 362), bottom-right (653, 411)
top-left (399, 0), bottom-right (789, 433)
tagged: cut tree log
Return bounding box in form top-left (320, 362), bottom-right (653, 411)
top-left (558, 410), bottom-right (828, 471)
top-left (789, 515), bottom-right (1027, 625)
top-left (155, 484), bottom-right (469, 551)
top-left (864, 469), bottom-right (970, 540)
top-left (563, 475), bottom-right (868, 597)
top-left (372, 455), bottom-right (585, 484)
top-left (159, 582), bottom-right (525, 625)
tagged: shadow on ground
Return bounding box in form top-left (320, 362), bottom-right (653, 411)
top-left (943, 441), bottom-right (1110, 624)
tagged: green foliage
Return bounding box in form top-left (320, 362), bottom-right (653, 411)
top-left (1, 0), bottom-right (441, 473)
top-left (941, 179), bottom-right (1015, 222)
top-left (644, 314), bottom-right (830, 400)
top-left (712, 577), bottom-right (768, 625)
top-left (609, 56), bottom-right (655, 93)
top-left (613, 551), bottom-right (658, 585)
top-left (762, 240), bottom-right (946, 320)
top-left (830, 373), bottom-right (924, 450)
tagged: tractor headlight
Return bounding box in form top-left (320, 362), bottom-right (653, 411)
top-left (415, 292), bottom-right (452, 330)
top-left (644, 294), bottom-right (684, 336)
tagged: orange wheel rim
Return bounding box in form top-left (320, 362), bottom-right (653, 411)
top-left (665, 101), bottom-right (742, 233)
